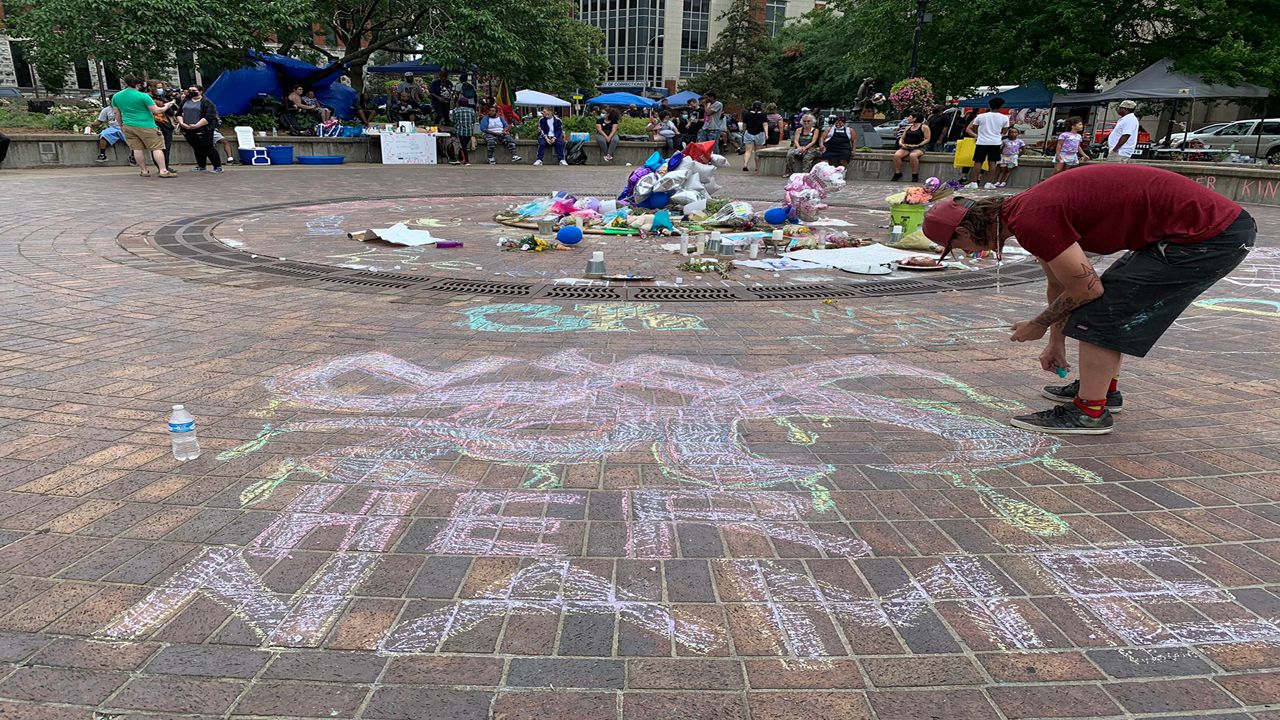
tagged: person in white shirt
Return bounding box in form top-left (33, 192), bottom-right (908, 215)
top-left (1108, 99), bottom-right (1140, 162)
top-left (964, 96), bottom-right (1010, 189)
top-left (480, 105), bottom-right (522, 164)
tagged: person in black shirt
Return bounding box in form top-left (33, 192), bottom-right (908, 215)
top-left (741, 100), bottom-right (768, 172)
top-left (682, 100), bottom-right (704, 148)
top-left (925, 104), bottom-right (949, 151)
top-left (892, 109), bottom-right (930, 182)
top-left (596, 107), bottom-right (621, 162)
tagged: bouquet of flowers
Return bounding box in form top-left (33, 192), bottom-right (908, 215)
top-left (498, 235), bottom-right (562, 252)
top-left (886, 176), bottom-right (952, 206)
top-left (888, 77), bottom-right (936, 113)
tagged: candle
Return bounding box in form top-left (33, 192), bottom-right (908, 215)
top-left (574, 216), bottom-right (583, 229)
top-left (749, 241), bottom-right (759, 259)
top-left (679, 234), bottom-right (689, 254)
top-left (772, 229), bottom-right (784, 244)
top-left (710, 231), bottom-right (722, 244)
top-left (591, 251), bottom-right (604, 262)
top-left (695, 237), bottom-right (705, 255)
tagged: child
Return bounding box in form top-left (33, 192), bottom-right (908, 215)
top-left (1054, 117), bottom-right (1089, 174)
top-left (994, 127), bottom-right (1025, 188)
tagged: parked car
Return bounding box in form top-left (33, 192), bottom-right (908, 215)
top-left (1092, 120), bottom-right (1152, 147)
top-left (0, 86), bottom-right (23, 101)
top-left (1170, 118), bottom-right (1280, 163)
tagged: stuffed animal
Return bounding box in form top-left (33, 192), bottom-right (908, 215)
top-left (783, 161), bottom-right (848, 222)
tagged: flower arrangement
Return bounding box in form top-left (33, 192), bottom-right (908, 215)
top-left (886, 176), bottom-right (952, 206)
top-left (888, 77), bottom-right (936, 113)
top-left (678, 259), bottom-right (733, 277)
top-left (498, 235), bottom-right (564, 252)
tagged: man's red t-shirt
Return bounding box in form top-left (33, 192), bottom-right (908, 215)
top-left (1001, 165), bottom-right (1242, 262)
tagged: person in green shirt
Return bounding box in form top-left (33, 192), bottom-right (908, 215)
top-left (112, 76), bottom-right (177, 178)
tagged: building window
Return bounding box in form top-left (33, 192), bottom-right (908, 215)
top-left (765, 0), bottom-right (788, 36)
top-left (74, 59), bottom-right (94, 90)
top-left (680, 0), bottom-right (710, 78)
top-left (103, 64), bottom-right (122, 91)
top-left (177, 52), bottom-right (198, 89)
top-left (10, 42), bottom-right (34, 88)
top-left (582, 0), bottom-right (664, 87)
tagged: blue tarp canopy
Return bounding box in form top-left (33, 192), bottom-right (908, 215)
top-left (959, 81), bottom-right (1064, 110)
top-left (205, 51), bottom-right (357, 120)
top-left (586, 92), bottom-right (656, 107)
top-left (667, 90), bottom-right (701, 105)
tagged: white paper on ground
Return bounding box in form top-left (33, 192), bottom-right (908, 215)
top-left (736, 258), bottom-right (828, 271)
top-left (805, 218), bottom-right (855, 226)
top-left (369, 223), bottom-right (440, 247)
top-left (785, 244), bottom-right (923, 269)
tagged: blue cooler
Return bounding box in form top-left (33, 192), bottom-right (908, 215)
top-left (264, 145), bottom-right (294, 165)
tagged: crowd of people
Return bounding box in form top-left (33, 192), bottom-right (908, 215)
top-left (91, 76), bottom-right (239, 175)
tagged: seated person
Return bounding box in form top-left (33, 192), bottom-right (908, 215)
top-left (287, 85), bottom-right (330, 123)
top-left (356, 91), bottom-right (379, 126)
top-left (91, 105), bottom-right (128, 163)
top-left (391, 72), bottom-right (424, 122)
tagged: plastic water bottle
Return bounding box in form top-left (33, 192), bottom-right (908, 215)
top-left (168, 405), bottom-right (201, 461)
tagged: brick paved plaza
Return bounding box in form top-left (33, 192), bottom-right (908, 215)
top-left (1, 163), bottom-right (1279, 719)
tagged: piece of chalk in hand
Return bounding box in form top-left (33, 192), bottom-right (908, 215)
top-left (1055, 367), bottom-right (1068, 378)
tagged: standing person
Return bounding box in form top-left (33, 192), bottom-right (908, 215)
top-left (741, 101), bottom-right (768, 172)
top-left (449, 98), bottom-right (477, 165)
top-left (113, 76), bottom-right (177, 178)
top-left (925, 105), bottom-right (949, 151)
top-left (699, 93), bottom-right (725, 152)
top-left (994, 127), bottom-right (1025, 187)
top-left (786, 113), bottom-right (820, 174)
top-left (683, 100), bottom-right (704, 148)
top-left (1053, 117), bottom-right (1089, 174)
top-left (765, 103), bottom-right (784, 145)
top-left (890, 109), bottom-right (929, 182)
top-left (922, 165), bottom-right (1254, 434)
top-left (534, 107), bottom-right (567, 166)
top-left (456, 73), bottom-right (477, 106)
top-left (92, 104), bottom-right (128, 163)
top-left (176, 85), bottom-right (223, 174)
top-left (964, 96), bottom-right (1009, 189)
top-left (656, 111), bottom-right (679, 153)
top-left (1108, 99), bottom-right (1140, 162)
top-left (817, 114), bottom-right (856, 168)
top-left (0, 130), bottom-right (9, 167)
top-left (480, 105), bottom-right (522, 164)
top-left (595, 108), bottom-right (619, 162)
top-left (429, 70), bottom-right (454, 124)
top-left (150, 82), bottom-right (179, 168)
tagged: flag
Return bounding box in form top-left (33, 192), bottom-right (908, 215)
top-left (496, 79), bottom-right (520, 125)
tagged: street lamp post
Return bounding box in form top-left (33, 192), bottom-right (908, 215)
top-left (908, 0), bottom-right (929, 78)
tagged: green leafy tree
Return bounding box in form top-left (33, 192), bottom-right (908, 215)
top-left (687, 0), bottom-right (778, 105)
top-left (11, 0), bottom-right (308, 88)
top-left (766, 6), bottom-right (868, 109)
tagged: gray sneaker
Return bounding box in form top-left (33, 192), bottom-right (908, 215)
top-left (191, 167), bottom-right (206, 173)
top-left (212, 167), bottom-right (224, 174)
top-left (1042, 379), bottom-right (1123, 412)
top-left (1011, 404), bottom-right (1114, 435)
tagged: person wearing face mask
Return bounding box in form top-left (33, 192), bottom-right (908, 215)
top-left (596, 108), bottom-right (620, 163)
top-left (151, 81), bottom-right (179, 168)
top-left (177, 85), bottom-right (223, 173)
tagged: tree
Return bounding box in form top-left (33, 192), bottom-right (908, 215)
top-left (766, 5), bottom-right (869, 109)
top-left (11, 0), bottom-right (308, 86)
top-left (687, 0), bottom-right (778, 105)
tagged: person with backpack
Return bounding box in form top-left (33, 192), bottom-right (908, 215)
top-left (176, 85), bottom-right (224, 173)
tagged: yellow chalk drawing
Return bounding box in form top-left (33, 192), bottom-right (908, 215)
top-left (775, 417), bottom-right (818, 445)
top-left (1194, 297), bottom-right (1280, 318)
top-left (248, 399), bottom-right (284, 418)
top-left (577, 303), bottom-right (706, 332)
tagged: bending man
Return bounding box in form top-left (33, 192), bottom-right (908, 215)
top-left (923, 164), bottom-right (1254, 435)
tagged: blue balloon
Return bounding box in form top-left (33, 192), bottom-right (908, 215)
top-left (764, 207), bottom-right (790, 225)
top-left (557, 225), bottom-right (584, 245)
top-left (644, 151), bottom-right (663, 171)
top-left (638, 192), bottom-right (671, 210)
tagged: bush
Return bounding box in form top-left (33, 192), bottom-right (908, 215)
top-left (512, 114), bottom-right (654, 139)
top-left (0, 107), bottom-right (61, 131)
top-left (220, 113), bottom-right (277, 132)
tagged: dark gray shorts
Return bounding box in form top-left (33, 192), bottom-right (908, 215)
top-left (1063, 209), bottom-right (1255, 357)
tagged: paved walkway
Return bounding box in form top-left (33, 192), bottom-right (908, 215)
top-left (1, 164), bottom-right (1279, 719)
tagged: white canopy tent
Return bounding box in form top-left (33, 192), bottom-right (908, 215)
top-left (515, 89), bottom-right (571, 107)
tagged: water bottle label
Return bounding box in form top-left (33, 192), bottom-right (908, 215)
top-left (169, 421), bottom-right (195, 433)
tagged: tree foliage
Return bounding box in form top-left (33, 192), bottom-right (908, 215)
top-left (687, 0), bottom-right (778, 105)
top-left (770, 0), bottom-right (1280, 105)
top-left (11, 0), bottom-right (308, 82)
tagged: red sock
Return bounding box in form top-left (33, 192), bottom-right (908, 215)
top-left (1108, 376), bottom-right (1119, 394)
top-left (1074, 397), bottom-right (1106, 418)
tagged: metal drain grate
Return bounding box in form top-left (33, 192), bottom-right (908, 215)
top-left (428, 279), bottom-right (534, 297)
top-left (747, 285), bottom-right (860, 300)
top-left (541, 285), bottom-right (625, 300)
top-left (631, 286), bottom-right (742, 301)
top-left (317, 276), bottom-right (415, 289)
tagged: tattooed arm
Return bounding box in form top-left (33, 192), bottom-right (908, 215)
top-left (1011, 243), bottom-right (1104, 342)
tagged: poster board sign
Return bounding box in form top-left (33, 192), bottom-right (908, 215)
top-left (381, 133), bottom-right (437, 165)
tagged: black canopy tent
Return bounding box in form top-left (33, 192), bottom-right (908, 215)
top-left (1053, 58), bottom-right (1270, 153)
